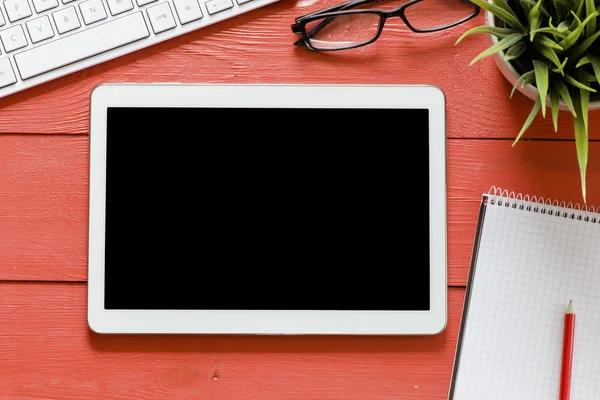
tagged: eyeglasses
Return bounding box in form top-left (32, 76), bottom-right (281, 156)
top-left (291, 0), bottom-right (480, 51)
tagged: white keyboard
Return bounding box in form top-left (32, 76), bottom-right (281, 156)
top-left (0, 0), bottom-right (279, 98)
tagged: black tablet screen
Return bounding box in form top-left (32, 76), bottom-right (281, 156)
top-left (103, 107), bottom-right (431, 311)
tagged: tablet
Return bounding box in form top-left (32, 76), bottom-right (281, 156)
top-left (87, 83), bottom-right (447, 335)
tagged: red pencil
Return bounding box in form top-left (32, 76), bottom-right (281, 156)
top-left (560, 301), bottom-right (576, 400)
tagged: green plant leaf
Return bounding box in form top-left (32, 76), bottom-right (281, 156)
top-left (576, 56), bottom-right (591, 66)
top-left (586, 0), bottom-right (597, 37)
top-left (570, 9), bottom-right (583, 30)
top-left (555, 0), bottom-right (572, 19)
top-left (504, 42), bottom-right (527, 60)
top-left (575, 0), bottom-right (586, 17)
top-left (569, 29), bottom-right (600, 60)
top-left (585, 52), bottom-right (600, 82)
top-left (553, 57), bottom-right (569, 74)
top-left (455, 26), bottom-right (519, 45)
top-left (533, 60), bottom-right (550, 117)
top-left (576, 69), bottom-right (598, 81)
top-left (546, 17), bottom-right (571, 41)
top-left (581, 87), bottom-right (590, 132)
top-left (539, 46), bottom-right (564, 68)
top-left (469, 0), bottom-right (526, 30)
top-left (524, 0), bottom-right (553, 15)
top-left (573, 91), bottom-right (588, 203)
top-left (493, 0), bottom-right (522, 19)
top-left (534, 34), bottom-right (564, 50)
top-left (524, 0), bottom-right (551, 16)
top-left (529, 0), bottom-right (544, 40)
top-left (550, 86), bottom-right (560, 131)
top-left (511, 70), bottom-right (535, 98)
top-left (521, 0), bottom-right (533, 13)
top-left (558, 20), bottom-right (572, 32)
top-left (560, 10), bottom-right (598, 50)
top-left (531, 27), bottom-right (569, 38)
top-left (553, 0), bottom-right (574, 7)
top-left (565, 73), bottom-right (598, 91)
top-left (555, 80), bottom-right (578, 116)
top-left (469, 33), bottom-right (526, 65)
top-left (512, 95), bottom-right (542, 146)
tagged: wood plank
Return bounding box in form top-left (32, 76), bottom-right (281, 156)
top-left (447, 139), bottom-right (600, 284)
top-left (0, 135), bottom-right (89, 282)
top-left (0, 1), bottom-right (598, 141)
top-left (2, 136), bottom-right (599, 284)
top-left (0, 283), bottom-right (465, 400)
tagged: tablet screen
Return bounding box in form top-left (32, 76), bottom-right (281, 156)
top-left (103, 107), bottom-right (430, 311)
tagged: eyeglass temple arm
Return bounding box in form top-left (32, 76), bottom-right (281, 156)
top-left (293, 0), bottom-right (385, 46)
top-left (297, 0), bottom-right (375, 19)
top-left (299, 0), bottom-right (475, 19)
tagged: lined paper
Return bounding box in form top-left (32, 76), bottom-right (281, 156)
top-left (450, 193), bottom-right (600, 400)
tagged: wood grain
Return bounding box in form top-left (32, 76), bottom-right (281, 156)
top-left (1, 1), bottom-right (586, 398)
top-left (1, 0), bottom-right (599, 141)
top-left (0, 135), bottom-right (89, 282)
top-left (0, 283), bottom-right (465, 400)
top-left (1, 135), bottom-right (599, 284)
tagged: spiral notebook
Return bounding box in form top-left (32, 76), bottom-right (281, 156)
top-left (449, 187), bottom-right (600, 400)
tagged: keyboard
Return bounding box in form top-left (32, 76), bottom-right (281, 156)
top-left (0, 0), bottom-right (280, 99)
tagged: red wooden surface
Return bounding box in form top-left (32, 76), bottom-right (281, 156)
top-left (0, 285), bottom-right (464, 400)
top-left (2, 0), bottom-right (600, 398)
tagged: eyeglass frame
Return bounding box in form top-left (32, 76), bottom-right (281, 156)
top-left (291, 0), bottom-right (481, 51)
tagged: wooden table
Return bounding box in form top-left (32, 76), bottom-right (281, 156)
top-left (2, 0), bottom-right (600, 398)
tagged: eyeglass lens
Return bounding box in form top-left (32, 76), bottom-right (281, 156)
top-left (304, 0), bottom-right (477, 50)
top-left (304, 13), bottom-right (383, 50)
top-left (403, 0), bottom-right (477, 31)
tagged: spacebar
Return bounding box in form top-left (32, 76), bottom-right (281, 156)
top-left (15, 12), bottom-right (150, 80)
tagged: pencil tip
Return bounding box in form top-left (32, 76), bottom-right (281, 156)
top-left (566, 301), bottom-right (575, 314)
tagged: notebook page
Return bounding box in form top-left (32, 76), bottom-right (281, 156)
top-left (451, 196), bottom-right (600, 400)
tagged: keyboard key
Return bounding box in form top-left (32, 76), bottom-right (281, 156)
top-left (0, 9), bottom-right (5, 26)
top-left (173, 0), bottom-right (202, 24)
top-left (236, 0), bottom-right (252, 4)
top-left (0, 24), bottom-right (27, 52)
top-left (106, 0), bottom-right (133, 15)
top-left (136, 0), bottom-right (156, 6)
top-left (4, 0), bottom-right (32, 22)
top-left (79, 0), bottom-right (107, 24)
top-left (205, 0), bottom-right (233, 15)
top-left (0, 57), bottom-right (16, 87)
top-left (31, 0), bottom-right (58, 13)
top-left (14, 12), bottom-right (150, 80)
top-left (26, 15), bottom-right (54, 43)
top-left (146, 2), bottom-right (176, 33)
top-left (53, 6), bottom-right (80, 34)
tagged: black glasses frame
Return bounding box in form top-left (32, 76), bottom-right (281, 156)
top-left (291, 0), bottom-right (481, 51)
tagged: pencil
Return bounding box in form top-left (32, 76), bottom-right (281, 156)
top-left (559, 300), bottom-right (576, 400)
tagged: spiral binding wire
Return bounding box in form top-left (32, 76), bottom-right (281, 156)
top-left (486, 186), bottom-right (600, 223)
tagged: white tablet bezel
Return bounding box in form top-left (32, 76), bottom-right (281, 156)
top-left (87, 83), bottom-right (447, 335)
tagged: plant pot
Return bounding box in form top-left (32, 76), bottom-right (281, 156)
top-left (484, 9), bottom-right (600, 111)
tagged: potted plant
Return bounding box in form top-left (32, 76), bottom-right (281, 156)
top-left (455, 0), bottom-right (600, 203)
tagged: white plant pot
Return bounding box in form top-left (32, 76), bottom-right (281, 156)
top-left (484, 9), bottom-right (600, 111)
